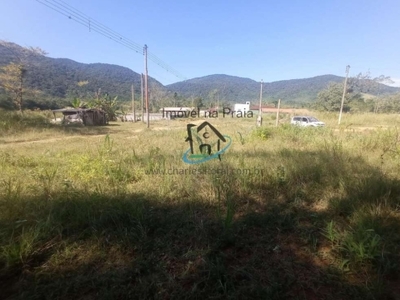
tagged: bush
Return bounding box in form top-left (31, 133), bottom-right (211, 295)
top-left (0, 109), bottom-right (51, 136)
top-left (251, 127), bottom-right (272, 140)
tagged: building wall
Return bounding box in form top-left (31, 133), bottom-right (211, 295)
top-left (234, 103), bottom-right (250, 112)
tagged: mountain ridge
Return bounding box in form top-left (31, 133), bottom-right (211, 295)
top-left (166, 74), bottom-right (347, 104)
top-left (1, 40), bottom-right (399, 109)
top-left (0, 41), bottom-right (164, 105)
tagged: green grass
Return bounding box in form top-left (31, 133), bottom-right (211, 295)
top-left (0, 109), bottom-right (400, 299)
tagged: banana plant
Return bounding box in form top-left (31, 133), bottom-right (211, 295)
top-left (94, 94), bottom-right (118, 121)
top-left (71, 97), bottom-right (85, 109)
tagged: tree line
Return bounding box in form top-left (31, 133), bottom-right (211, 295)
top-left (313, 71), bottom-right (400, 113)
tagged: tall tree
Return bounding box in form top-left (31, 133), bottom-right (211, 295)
top-left (347, 71), bottom-right (394, 113)
top-left (0, 41), bottom-right (47, 111)
top-left (0, 62), bottom-right (26, 112)
top-left (315, 71), bottom-right (394, 113)
top-left (315, 82), bottom-right (369, 112)
top-left (347, 71), bottom-right (393, 94)
top-left (315, 82), bottom-right (352, 112)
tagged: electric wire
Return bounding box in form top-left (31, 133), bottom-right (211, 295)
top-left (50, 0), bottom-right (144, 52)
top-left (36, 0), bottom-right (143, 53)
top-left (36, 0), bottom-right (187, 80)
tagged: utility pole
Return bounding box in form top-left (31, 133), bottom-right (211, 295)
top-left (275, 98), bottom-right (281, 127)
top-left (217, 91), bottom-right (220, 112)
top-left (257, 79), bottom-right (263, 127)
top-left (131, 84), bottom-right (136, 122)
top-left (141, 73), bottom-right (144, 123)
top-left (338, 65), bottom-right (350, 125)
top-left (144, 44), bottom-right (149, 128)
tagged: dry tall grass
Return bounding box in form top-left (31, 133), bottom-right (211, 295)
top-left (1, 110), bottom-right (400, 299)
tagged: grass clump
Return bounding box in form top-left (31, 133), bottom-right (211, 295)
top-left (0, 109), bottom-right (52, 136)
top-left (0, 113), bottom-right (400, 299)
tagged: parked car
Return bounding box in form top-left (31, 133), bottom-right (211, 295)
top-left (290, 116), bottom-right (325, 127)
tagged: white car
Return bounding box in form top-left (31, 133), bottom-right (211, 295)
top-left (290, 116), bottom-right (325, 127)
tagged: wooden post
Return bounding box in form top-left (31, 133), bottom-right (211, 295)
top-left (338, 65), bottom-right (350, 125)
top-left (257, 79), bottom-right (263, 127)
top-left (144, 44), bottom-right (149, 128)
top-left (131, 84), bottom-right (136, 122)
top-left (141, 73), bottom-right (144, 123)
top-left (275, 99), bottom-right (281, 127)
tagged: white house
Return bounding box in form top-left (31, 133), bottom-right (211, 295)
top-left (234, 101), bottom-right (251, 113)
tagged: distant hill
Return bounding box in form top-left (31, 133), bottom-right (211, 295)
top-left (1, 40), bottom-right (399, 110)
top-left (0, 41), bottom-right (165, 109)
top-left (166, 74), bottom-right (400, 105)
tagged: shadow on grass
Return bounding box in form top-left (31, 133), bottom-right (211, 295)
top-left (1, 149), bottom-right (400, 299)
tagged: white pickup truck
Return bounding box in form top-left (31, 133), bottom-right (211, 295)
top-left (290, 116), bottom-right (325, 127)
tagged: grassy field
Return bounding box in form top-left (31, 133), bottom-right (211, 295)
top-left (1, 110), bottom-right (400, 299)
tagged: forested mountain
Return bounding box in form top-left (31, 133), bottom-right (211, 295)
top-left (0, 41), bottom-right (165, 109)
top-left (166, 74), bottom-right (399, 105)
top-left (1, 40), bottom-right (399, 111)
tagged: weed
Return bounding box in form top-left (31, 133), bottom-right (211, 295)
top-left (236, 131), bottom-right (245, 145)
top-left (98, 134), bottom-right (114, 156)
top-left (276, 165), bottom-right (286, 186)
top-left (35, 167), bottom-right (58, 200)
top-left (323, 220), bottom-right (339, 244)
top-left (340, 229), bottom-right (382, 265)
top-left (1, 224), bottom-right (42, 267)
top-left (1, 112), bottom-right (400, 299)
top-left (251, 127), bottom-right (272, 140)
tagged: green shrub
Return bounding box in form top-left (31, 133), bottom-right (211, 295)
top-left (251, 127), bottom-right (272, 140)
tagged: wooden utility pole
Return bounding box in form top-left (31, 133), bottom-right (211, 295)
top-left (141, 73), bottom-right (144, 123)
top-left (257, 79), bottom-right (263, 127)
top-left (131, 84), bottom-right (136, 122)
top-left (144, 44), bottom-right (149, 128)
top-left (275, 98), bottom-right (281, 127)
top-left (338, 65), bottom-right (350, 125)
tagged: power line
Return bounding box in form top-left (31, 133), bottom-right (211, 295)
top-left (36, 0), bottom-right (187, 80)
top-left (36, 0), bottom-right (142, 53)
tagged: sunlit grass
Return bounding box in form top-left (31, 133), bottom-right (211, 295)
top-left (1, 109), bottom-right (400, 299)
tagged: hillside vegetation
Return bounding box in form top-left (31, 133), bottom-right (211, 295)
top-left (3, 40), bottom-right (399, 113)
top-left (167, 74), bottom-right (400, 108)
top-left (0, 41), bottom-right (165, 109)
top-left (166, 74), bottom-right (348, 104)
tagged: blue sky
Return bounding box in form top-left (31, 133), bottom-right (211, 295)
top-left (1, 0), bottom-right (399, 86)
